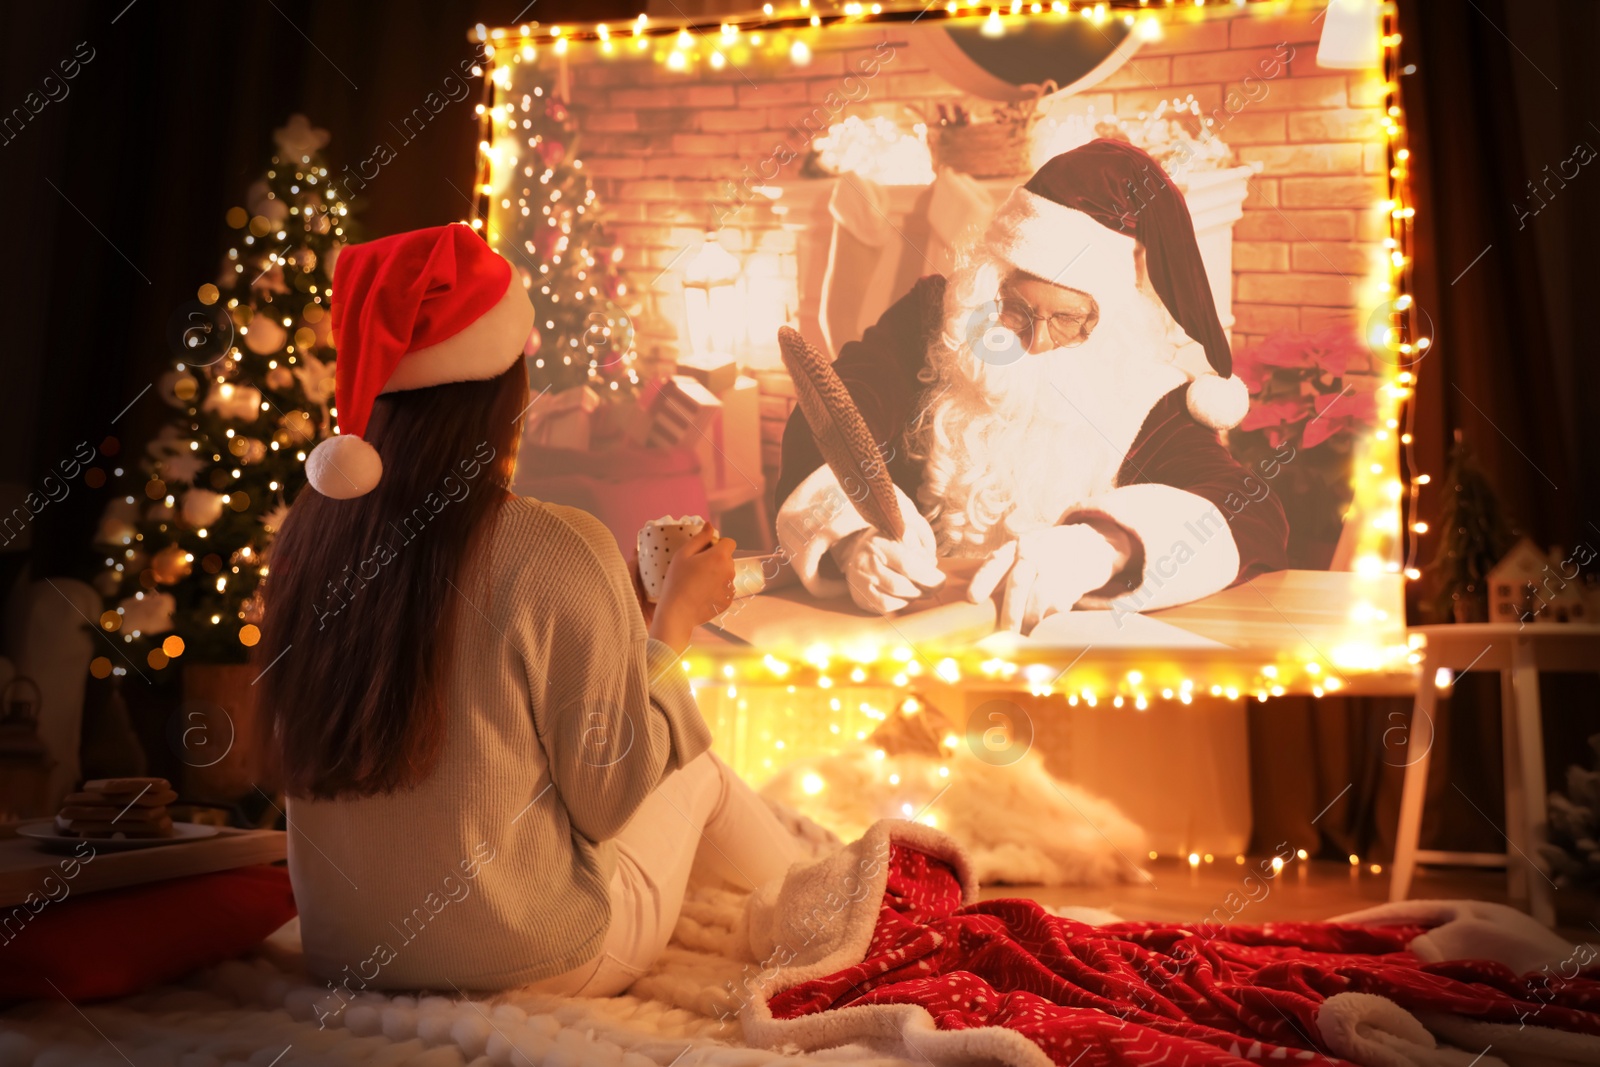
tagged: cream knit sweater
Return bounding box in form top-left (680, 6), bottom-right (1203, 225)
top-left (288, 496), bottom-right (710, 995)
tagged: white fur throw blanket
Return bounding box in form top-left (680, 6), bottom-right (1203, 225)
top-left (0, 882), bottom-right (921, 1067)
top-left (761, 747), bottom-right (1147, 886)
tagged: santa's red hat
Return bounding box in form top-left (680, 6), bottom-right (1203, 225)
top-left (305, 224), bottom-right (535, 499)
top-left (984, 139), bottom-right (1249, 430)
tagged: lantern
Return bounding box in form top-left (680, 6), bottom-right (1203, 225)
top-left (0, 674), bottom-right (54, 821)
top-left (681, 232), bottom-right (743, 357)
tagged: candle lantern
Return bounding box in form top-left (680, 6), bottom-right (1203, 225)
top-left (681, 232), bottom-right (743, 357)
top-left (0, 674), bottom-right (54, 821)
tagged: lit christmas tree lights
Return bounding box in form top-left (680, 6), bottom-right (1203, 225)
top-left (490, 81), bottom-right (640, 403)
top-left (92, 116), bottom-right (352, 670)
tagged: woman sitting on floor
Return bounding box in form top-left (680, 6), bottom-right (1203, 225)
top-left (259, 225), bottom-right (807, 999)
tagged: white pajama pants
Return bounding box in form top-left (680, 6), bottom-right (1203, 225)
top-left (529, 751), bottom-right (808, 997)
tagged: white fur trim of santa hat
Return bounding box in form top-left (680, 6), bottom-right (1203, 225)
top-left (381, 276), bottom-right (532, 394)
top-left (1186, 371), bottom-right (1250, 431)
top-left (304, 276), bottom-right (534, 499)
top-left (305, 433), bottom-right (384, 500)
top-left (985, 187), bottom-right (1137, 300)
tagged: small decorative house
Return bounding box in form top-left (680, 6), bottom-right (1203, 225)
top-left (1488, 536), bottom-right (1593, 625)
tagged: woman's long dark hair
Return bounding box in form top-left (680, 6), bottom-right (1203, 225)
top-left (259, 358), bottom-right (528, 799)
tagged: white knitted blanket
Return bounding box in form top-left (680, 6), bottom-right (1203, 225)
top-left (0, 879), bottom-right (919, 1067)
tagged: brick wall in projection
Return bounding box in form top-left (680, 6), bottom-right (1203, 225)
top-left (492, 3), bottom-right (1387, 484)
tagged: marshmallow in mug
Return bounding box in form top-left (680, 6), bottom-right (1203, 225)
top-left (636, 515), bottom-right (714, 602)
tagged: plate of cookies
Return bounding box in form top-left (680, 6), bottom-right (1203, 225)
top-left (16, 777), bottom-right (218, 853)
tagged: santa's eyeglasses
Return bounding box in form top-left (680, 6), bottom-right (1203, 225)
top-left (994, 291), bottom-right (1099, 349)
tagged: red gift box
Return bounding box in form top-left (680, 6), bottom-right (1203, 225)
top-left (526, 385), bottom-right (600, 451)
top-left (646, 375), bottom-right (721, 449)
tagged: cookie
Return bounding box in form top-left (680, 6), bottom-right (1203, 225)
top-left (64, 788), bottom-right (177, 808)
top-left (57, 804), bottom-right (172, 823)
top-left (636, 515), bottom-right (711, 603)
top-left (62, 826), bottom-right (174, 840)
top-left (56, 815), bottom-right (174, 838)
top-left (81, 777), bottom-right (172, 797)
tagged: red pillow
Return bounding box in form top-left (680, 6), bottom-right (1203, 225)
top-left (0, 864), bottom-right (296, 1003)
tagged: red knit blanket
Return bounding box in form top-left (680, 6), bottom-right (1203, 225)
top-left (766, 844), bottom-right (1600, 1066)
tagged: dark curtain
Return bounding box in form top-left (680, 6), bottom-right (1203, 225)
top-left (1404, 0), bottom-right (1597, 548)
top-left (1, 0), bottom-right (641, 583)
top-left (1251, 0), bottom-right (1600, 861)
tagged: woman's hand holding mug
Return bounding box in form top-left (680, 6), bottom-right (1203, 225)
top-left (647, 524), bottom-right (736, 652)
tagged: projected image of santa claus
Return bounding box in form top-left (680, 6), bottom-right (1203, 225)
top-left (774, 140), bottom-right (1288, 634)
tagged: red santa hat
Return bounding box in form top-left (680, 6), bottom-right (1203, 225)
top-left (984, 139), bottom-right (1250, 431)
top-left (305, 224), bottom-right (536, 499)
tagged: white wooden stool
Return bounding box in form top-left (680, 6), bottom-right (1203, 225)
top-left (1391, 623), bottom-right (1600, 926)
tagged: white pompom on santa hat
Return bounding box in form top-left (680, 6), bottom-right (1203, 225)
top-left (983, 139), bottom-right (1250, 431)
top-left (306, 224), bottom-right (536, 499)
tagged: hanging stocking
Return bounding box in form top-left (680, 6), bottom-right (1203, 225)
top-left (819, 172), bottom-right (893, 357)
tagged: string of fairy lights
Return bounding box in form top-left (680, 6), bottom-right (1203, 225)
top-left (91, 142), bottom-right (348, 678)
top-left (469, 0), bottom-right (1430, 701)
top-left (1378, 6), bottom-right (1428, 588)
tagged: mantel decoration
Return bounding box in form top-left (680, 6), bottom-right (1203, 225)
top-left (461, 0), bottom-right (1424, 706)
top-left (809, 112), bottom-right (936, 185)
top-left (1030, 96), bottom-right (1236, 175)
top-left (928, 92), bottom-right (1047, 179)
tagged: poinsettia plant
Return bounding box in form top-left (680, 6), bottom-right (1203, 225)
top-left (1233, 327), bottom-right (1379, 448)
top-left (1228, 327), bottom-right (1380, 569)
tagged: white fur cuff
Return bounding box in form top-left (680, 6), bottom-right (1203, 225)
top-left (1315, 992), bottom-right (1492, 1067)
top-left (1331, 899), bottom-right (1591, 975)
top-left (1066, 483), bottom-right (1240, 613)
top-left (986, 187), bottom-right (1137, 297)
top-left (775, 465), bottom-right (874, 600)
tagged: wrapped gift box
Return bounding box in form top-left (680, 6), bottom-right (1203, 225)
top-left (674, 352), bottom-right (740, 397)
top-left (646, 375), bottom-right (721, 449)
top-left (599, 378), bottom-right (664, 449)
top-left (511, 441), bottom-right (709, 562)
top-left (693, 375), bottom-right (763, 495)
top-left (756, 369), bottom-right (797, 476)
top-left (526, 385), bottom-right (600, 451)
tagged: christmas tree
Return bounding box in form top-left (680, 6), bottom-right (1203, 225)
top-left (1422, 431), bottom-right (1515, 623)
top-left (511, 82), bottom-right (639, 404)
top-left (93, 115), bottom-right (351, 670)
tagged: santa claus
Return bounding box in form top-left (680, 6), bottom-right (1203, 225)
top-left (774, 140), bottom-right (1288, 634)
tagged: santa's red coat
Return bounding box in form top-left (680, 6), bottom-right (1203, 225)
top-left (775, 275), bottom-right (1288, 607)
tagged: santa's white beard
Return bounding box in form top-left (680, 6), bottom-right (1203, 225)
top-left (913, 264), bottom-right (1180, 556)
